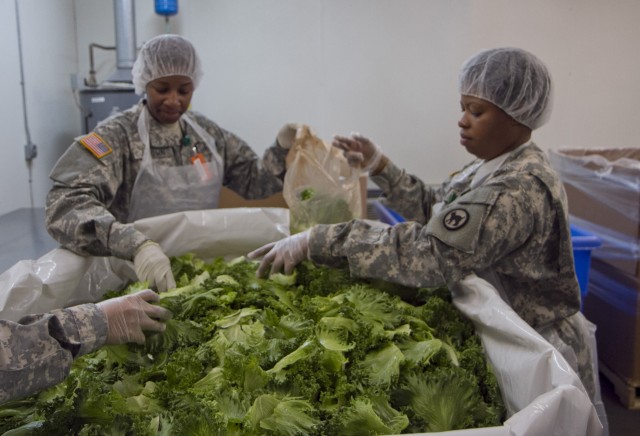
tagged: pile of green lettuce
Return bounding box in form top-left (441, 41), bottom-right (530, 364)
top-left (0, 256), bottom-right (505, 435)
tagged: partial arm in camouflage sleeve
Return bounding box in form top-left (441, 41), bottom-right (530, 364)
top-left (0, 304), bottom-right (107, 404)
top-left (370, 159), bottom-right (441, 224)
top-left (45, 122), bottom-right (149, 259)
top-left (196, 115), bottom-right (286, 200)
top-left (308, 180), bottom-right (536, 289)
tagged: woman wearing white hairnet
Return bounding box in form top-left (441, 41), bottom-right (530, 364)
top-left (249, 47), bottom-right (600, 402)
top-left (46, 34), bottom-right (297, 293)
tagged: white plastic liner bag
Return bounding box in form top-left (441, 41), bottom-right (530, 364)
top-left (0, 208), bottom-right (603, 435)
top-left (419, 274), bottom-right (604, 436)
top-left (0, 208), bottom-right (289, 322)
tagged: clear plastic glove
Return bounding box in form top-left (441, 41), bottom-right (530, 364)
top-left (277, 123), bottom-right (302, 149)
top-left (97, 289), bottom-right (173, 345)
top-left (332, 133), bottom-right (383, 173)
top-left (133, 241), bottom-right (176, 293)
top-left (247, 230), bottom-right (311, 277)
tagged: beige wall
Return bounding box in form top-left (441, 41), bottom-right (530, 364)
top-left (1, 0), bottom-right (639, 215)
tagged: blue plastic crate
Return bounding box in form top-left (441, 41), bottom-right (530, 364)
top-left (570, 224), bottom-right (602, 300)
top-left (371, 200), bottom-right (405, 225)
top-left (372, 200), bottom-right (602, 300)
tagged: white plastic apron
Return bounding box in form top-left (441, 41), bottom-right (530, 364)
top-left (128, 107), bottom-right (224, 222)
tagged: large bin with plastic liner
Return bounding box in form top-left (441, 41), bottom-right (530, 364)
top-left (0, 208), bottom-right (604, 435)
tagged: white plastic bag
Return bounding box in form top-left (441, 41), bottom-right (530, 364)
top-left (0, 207), bottom-right (289, 322)
top-left (284, 125), bottom-right (363, 233)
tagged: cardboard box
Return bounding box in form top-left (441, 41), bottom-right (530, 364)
top-left (218, 176), bottom-right (369, 218)
top-left (583, 258), bottom-right (640, 386)
top-left (218, 187), bottom-right (288, 209)
top-left (549, 148), bottom-right (640, 279)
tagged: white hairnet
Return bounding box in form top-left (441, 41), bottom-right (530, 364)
top-left (132, 34), bottom-right (203, 95)
top-left (458, 47), bottom-right (553, 130)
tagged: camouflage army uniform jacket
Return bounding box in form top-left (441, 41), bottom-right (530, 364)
top-left (0, 304), bottom-right (107, 404)
top-left (308, 143), bottom-right (597, 398)
top-left (46, 102), bottom-right (288, 260)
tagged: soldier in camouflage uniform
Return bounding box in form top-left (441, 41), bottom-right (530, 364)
top-left (0, 290), bottom-right (171, 404)
top-left (249, 48), bottom-right (599, 401)
top-left (46, 34), bottom-right (296, 293)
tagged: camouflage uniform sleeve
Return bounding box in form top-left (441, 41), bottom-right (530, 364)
top-left (370, 160), bottom-right (439, 224)
top-left (193, 114), bottom-right (286, 199)
top-left (0, 304), bottom-right (107, 404)
top-left (308, 177), bottom-right (539, 289)
top-left (46, 118), bottom-right (149, 259)
top-left (309, 220), bottom-right (446, 288)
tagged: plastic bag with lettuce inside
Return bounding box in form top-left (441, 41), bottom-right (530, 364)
top-left (284, 125), bottom-right (363, 234)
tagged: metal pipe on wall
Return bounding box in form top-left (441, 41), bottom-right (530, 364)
top-left (114, 0), bottom-right (136, 70)
top-left (13, 0), bottom-right (37, 207)
top-left (80, 0), bottom-right (139, 133)
top-left (106, 0), bottom-right (137, 83)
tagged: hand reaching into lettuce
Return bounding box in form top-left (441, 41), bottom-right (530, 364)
top-left (0, 256), bottom-right (505, 435)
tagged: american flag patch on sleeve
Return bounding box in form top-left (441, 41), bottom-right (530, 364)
top-left (79, 132), bottom-right (113, 159)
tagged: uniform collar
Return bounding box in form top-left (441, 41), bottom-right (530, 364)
top-left (471, 141), bottom-right (532, 189)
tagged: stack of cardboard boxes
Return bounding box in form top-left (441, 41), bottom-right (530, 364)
top-left (550, 148), bottom-right (640, 410)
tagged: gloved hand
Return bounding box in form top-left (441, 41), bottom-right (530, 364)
top-left (277, 123), bottom-right (302, 149)
top-left (247, 230), bottom-right (311, 277)
top-left (97, 289), bottom-right (173, 345)
top-left (332, 133), bottom-right (384, 173)
top-left (133, 241), bottom-right (176, 293)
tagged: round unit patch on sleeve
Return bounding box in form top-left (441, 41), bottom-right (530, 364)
top-left (425, 186), bottom-right (497, 253)
top-left (443, 208), bottom-right (469, 230)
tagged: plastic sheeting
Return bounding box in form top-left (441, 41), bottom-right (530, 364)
top-left (549, 148), bottom-right (640, 221)
top-left (549, 148), bottom-right (640, 265)
top-left (0, 208), bottom-right (603, 435)
top-left (0, 208), bottom-right (289, 322)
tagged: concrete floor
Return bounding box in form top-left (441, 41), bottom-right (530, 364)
top-left (1, 207), bottom-right (639, 434)
top-left (0, 207), bottom-right (58, 272)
